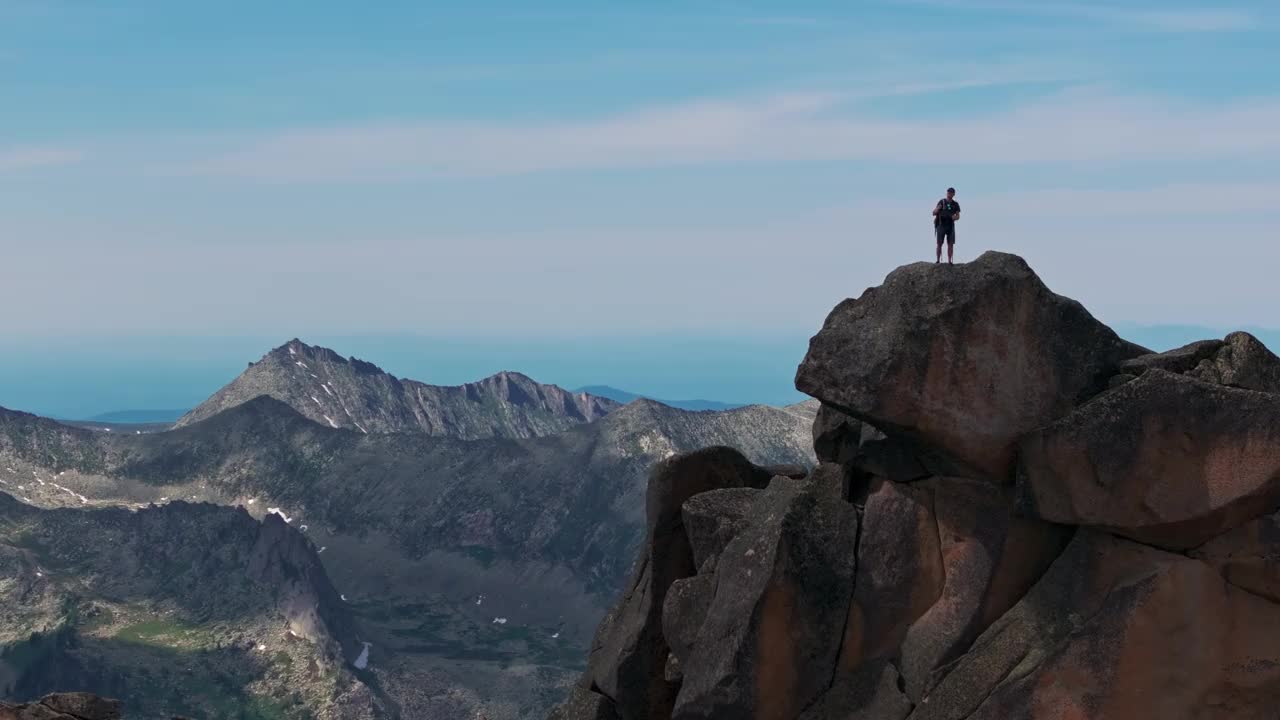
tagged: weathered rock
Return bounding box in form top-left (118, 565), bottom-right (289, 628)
top-left (842, 479), bottom-right (943, 668)
top-left (915, 531), bottom-right (1280, 720)
top-left (896, 479), bottom-right (1070, 700)
top-left (812, 404), bottom-right (861, 465)
top-left (673, 478), bottom-right (859, 720)
top-left (798, 661), bottom-right (913, 720)
top-left (584, 447), bottom-right (775, 720)
top-left (0, 694), bottom-right (122, 720)
top-left (795, 251), bottom-right (1144, 480)
top-left (842, 477), bottom-right (1069, 699)
top-left (1120, 338), bottom-right (1224, 375)
top-left (1191, 508), bottom-right (1280, 603)
top-left (1189, 331), bottom-right (1280, 393)
top-left (1018, 368), bottom-right (1280, 549)
top-left (662, 574), bottom-right (716, 667)
top-left (1119, 332), bottom-right (1280, 395)
top-left (682, 488), bottom-right (761, 573)
top-left (547, 686), bottom-right (619, 720)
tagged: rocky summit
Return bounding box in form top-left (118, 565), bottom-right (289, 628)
top-left (175, 339), bottom-right (620, 438)
top-left (551, 251), bottom-right (1280, 720)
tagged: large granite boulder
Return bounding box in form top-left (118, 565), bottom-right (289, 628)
top-left (673, 478), bottom-right (859, 720)
top-left (914, 531), bottom-right (1280, 720)
top-left (576, 447), bottom-right (775, 720)
top-left (554, 253), bottom-right (1280, 720)
top-left (795, 251), bottom-right (1144, 481)
top-left (1018, 369), bottom-right (1280, 549)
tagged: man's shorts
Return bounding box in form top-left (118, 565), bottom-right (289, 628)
top-left (936, 224), bottom-right (956, 245)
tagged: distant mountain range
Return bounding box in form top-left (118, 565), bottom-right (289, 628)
top-left (174, 339), bottom-right (620, 439)
top-left (572, 385), bottom-right (743, 411)
top-left (0, 338), bottom-right (819, 719)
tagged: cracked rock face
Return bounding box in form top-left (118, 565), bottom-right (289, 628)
top-left (673, 478), bottom-right (859, 720)
top-left (553, 253), bottom-right (1280, 720)
top-left (914, 531), bottom-right (1280, 720)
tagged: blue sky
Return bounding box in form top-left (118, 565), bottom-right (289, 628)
top-left (2, 1), bottom-right (1279, 413)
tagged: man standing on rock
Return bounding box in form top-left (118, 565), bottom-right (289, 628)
top-left (933, 187), bottom-right (961, 264)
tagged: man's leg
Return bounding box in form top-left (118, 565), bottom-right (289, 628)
top-left (947, 227), bottom-right (956, 264)
top-left (936, 240), bottom-right (942, 263)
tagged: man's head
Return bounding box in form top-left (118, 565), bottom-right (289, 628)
top-left (946, 187), bottom-right (956, 199)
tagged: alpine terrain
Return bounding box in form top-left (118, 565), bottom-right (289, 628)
top-left (0, 353), bottom-right (818, 718)
top-left (0, 494), bottom-right (382, 719)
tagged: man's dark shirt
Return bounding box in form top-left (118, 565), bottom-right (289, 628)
top-left (935, 198), bottom-right (960, 229)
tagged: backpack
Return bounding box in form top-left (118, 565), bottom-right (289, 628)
top-left (934, 199), bottom-right (956, 227)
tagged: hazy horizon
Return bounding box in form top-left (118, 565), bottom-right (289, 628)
top-left (4, 322), bottom-right (1276, 420)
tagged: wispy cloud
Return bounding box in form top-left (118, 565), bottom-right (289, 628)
top-left (0, 146), bottom-right (81, 172)
top-left (170, 88), bottom-right (1280, 181)
top-left (902, 1), bottom-right (1256, 32)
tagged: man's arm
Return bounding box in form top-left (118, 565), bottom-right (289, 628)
top-left (952, 201), bottom-right (960, 221)
top-left (932, 200), bottom-right (942, 216)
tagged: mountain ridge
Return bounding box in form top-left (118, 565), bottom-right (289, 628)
top-left (0, 388), bottom-right (816, 719)
top-left (174, 338), bottom-right (621, 439)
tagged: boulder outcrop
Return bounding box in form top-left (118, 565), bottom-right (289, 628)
top-left (552, 253), bottom-right (1280, 720)
top-left (1017, 369), bottom-right (1280, 549)
top-left (581, 447), bottom-right (778, 720)
top-left (795, 251), bottom-right (1145, 481)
